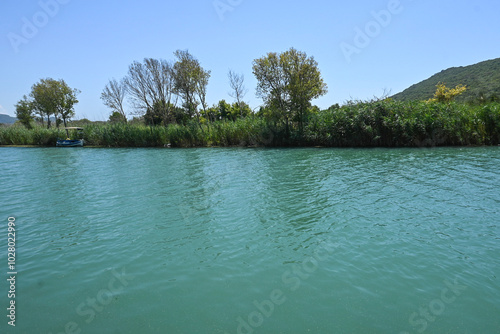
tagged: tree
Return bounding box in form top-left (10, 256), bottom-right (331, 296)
top-left (124, 58), bottom-right (176, 123)
top-left (144, 101), bottom-right (178, 126)
top-left (205, 100), bottom-right (252, 122)
top-left (252, 48), bottom-right (327, 133)
top-left (428, 83), bottom-right (467, 103)
top-left (196, 68), bottom-right (211, 121)
top-left (30, 78), bottom-right (79, 129)
top-left (15, 95), bottom-right (34, 129)
top-left (101, 78), bottom-right (127, 121)
top-left (30, 78), bottom-right (57, 128)
top-left (57, 80), bottom-right (80, 128)
top-left (213, 99), bottom-right (232, 121)
top-left (173, 50), bottom-right (211, 123)
top-left (228, 70), bottom-right (248, 118)
top-left (108, 111), bottom-right (127, 123)
top-left (253, 52), bottom-right (288, 121)
top-left (231, 101), bottom-right (251, 119)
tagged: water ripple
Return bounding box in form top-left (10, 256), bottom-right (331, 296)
top-left (1, 147), bottom-right (499, 333)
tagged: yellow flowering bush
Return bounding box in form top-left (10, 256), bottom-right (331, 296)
top-left (428, 83), bottom-right (467, 103)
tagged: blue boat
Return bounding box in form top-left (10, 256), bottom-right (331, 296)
top-left (56, 127), bottom-right (84, 147)
top-left (56, 139), bottom-right (84, 147)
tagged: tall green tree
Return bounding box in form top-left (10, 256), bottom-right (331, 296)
top-left (29, 78), bottom-right (80, 128)
top-left (173, 50), bottom-right (211, 123)
top-left (30, 78), bottom-right (57, 128)
top-left (196, 68), bottom-right (211, 121)
top-left (252, 48), bottom-right (327, 133)
top-left (15, 95), bottom-right (34, 129)
top-left (57, 80), bottom-right (80, 128)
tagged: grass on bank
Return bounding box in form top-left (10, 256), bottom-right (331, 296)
top-left (304, 100), bottom-right (500, 147)
top-left (1, 101), bottom-right (500, 147)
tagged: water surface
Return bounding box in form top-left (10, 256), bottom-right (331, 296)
top-left (0, 147), bottom-right (499, 333)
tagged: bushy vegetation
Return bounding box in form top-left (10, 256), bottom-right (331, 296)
top-left (2, 100), bottom-right (500, 148)
top-left (303, 100), bottom-right (500, 147)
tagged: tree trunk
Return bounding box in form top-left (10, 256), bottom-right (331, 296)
top-left (285, 116), bottom-right (290, 139)
top-left (299, 108), bottom-right (304, 135)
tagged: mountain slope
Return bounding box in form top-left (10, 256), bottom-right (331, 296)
top-left (0, 114), bottom-right (17, 124)
top-left (392, 58), bottom-right (500, 102)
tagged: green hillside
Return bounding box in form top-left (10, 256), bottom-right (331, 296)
top-left (0, 114), bottom-right (17, 124)
top-left (392, 57), bottom-right (500, 102)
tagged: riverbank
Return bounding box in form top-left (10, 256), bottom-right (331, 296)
top-left (2, 100), bottom-right (499, 148)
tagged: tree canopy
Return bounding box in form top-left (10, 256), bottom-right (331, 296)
top-left (173, 50), bottom-right (211, 122)
top-left (252, 48), bottom-right (327, 133)
top-left (15, 95), bottom-right (34, 129)
top-left (24, 78), bottom-right (79, 129)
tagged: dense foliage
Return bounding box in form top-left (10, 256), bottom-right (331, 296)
top-left (253, 48), bottom-right (328, 134)
top-left (2, 100), bottom-right (499, 148)
top-left (392, 57), bottom-right (500, 103)
top-left (16, 78), bottom-right (80, 129)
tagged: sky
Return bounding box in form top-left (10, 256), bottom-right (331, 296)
top-left (1, 0), bottom-right (499, 121)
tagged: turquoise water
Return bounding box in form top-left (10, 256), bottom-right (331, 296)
top-left (0, 147), bottom-right (499, 334)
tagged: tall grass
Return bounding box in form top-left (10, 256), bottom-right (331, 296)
top-left (83, 123), bottom-right (168, 147)
top-left (304, 100), bottom-right (500, 147)
top-left (0, 125), bottom-right (59, 146)
top-left (1, 101), bottom-right (499, 147)
top-left (82, 119), bottom-right (274, 147)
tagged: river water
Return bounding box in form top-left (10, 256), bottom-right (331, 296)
top-left (0, 147), bottom-right (499, 334)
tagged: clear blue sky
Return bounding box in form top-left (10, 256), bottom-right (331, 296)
top-left (1, 0), bottom-right (499, 121)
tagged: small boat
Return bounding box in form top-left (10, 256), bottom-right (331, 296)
top-left (56, 139), bottom-right (84, 147)
top-left (56, 127), bottom-right (84, 147)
